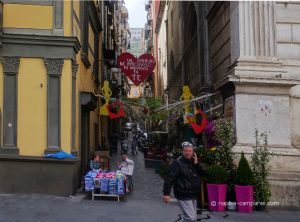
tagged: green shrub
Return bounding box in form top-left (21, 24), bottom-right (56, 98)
top-left (206, 165), bottom-right (229, 184)
top-left (251, 130), bottom-right (274, 204)
top-left (235, 152), bottom-right (254, 186)
top-left (155, 162), bottom-right (170, 178)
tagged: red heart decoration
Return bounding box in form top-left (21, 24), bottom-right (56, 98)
top-left (187, 109), bottom-right (208, 134)
top-left (107, 100), bottom-right (125, 119)
top-left (118, 52), bottom-right (156, 86)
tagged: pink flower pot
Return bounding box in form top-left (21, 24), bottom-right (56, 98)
top-left (235, 185), bottom-right (254, 213)
top-left (207, 183), bottom-right (227, 212)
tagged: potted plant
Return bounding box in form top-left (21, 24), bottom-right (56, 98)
top-left (214, 117), bottom-right (237, 210)
top-left (235, 152), bottom-right (255, 213)
top-left (206, 165), bottom-right (229, 212)
top-left (251, 130), bottom-right (274, 211)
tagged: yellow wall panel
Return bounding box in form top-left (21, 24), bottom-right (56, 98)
top-left (88, 24), bottom-right (95, 52)
top-left (64, 1), bottom-right (72, 36)
top-left (88, 48), bottom-right (95, 68)
top-left (0, 64), bottom-right (3, 146)
top-left (3, 4), bottom-right (53, 29)
top-left (73, 18), bottom-right (81, 41)
top-left (74, 53), bottom-right (98, 152)
top-left (73, 0), bottom-right (80, 20)
top-left (18, 58), bottom-right (47, 156)
top-left (61, 59), bottom-right (72, 153)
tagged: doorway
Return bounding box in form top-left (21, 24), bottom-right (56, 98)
top-left (80, 109), bottom-right (90, 177)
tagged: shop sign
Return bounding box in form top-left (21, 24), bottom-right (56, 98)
top-left (118, 52), bottom-right (156, 86)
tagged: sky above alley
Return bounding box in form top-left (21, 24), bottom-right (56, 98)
top-left (125, 0), bottom-right (147, 28)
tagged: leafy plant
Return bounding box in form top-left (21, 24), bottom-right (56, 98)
top-left (155, 162), bottom-right (170, 178)
top-left (214, 117), bottom-right (236, 171)
top-left (235, 152), bottom-right (254, 186)
top-left (206, 165), bottom-right (229, 184)
top-left (251, 130), bottom-right (274, 204)
top-left (208, 117), bottom-right (236, 200)
top-left (196, 145), bottom-right (221, 166)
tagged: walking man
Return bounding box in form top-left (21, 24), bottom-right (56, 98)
top-left (163, 142), bottom-right (205, 222)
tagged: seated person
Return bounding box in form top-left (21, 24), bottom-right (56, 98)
top-left (118, 154), bottom-right (134, 192)
top-left (89, 154), bottom-right (102, 171)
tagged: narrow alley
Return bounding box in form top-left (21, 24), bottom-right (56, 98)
top-left (0, 148), bottom-right (299, 222)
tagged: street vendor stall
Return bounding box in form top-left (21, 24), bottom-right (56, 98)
top-left (84, 170), bottom-right (128, 202)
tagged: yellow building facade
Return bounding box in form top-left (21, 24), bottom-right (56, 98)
top-left (0, 0), bottom-right (103, 195)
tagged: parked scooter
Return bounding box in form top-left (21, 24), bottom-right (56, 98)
top-left (136, 131), bottom-right (148, 152)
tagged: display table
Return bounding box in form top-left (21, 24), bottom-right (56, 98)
top-left (92, 189), bottom-right (121, 202)
top-left (84, 170), bottom-right (127, 202)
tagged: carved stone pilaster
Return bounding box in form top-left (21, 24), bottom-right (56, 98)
top-left (44, 58), bottom-right (64, 153)
top-left (239, 1), bottom-right (276, 58)
top-left (1, 56), bottom-right (20, 74)
top-left (0, 56), bottom-right (20, 154)
top-left (44, 58), bottom-right (64, 76)
top-left (72, 60), bottom-right (79, 79)
top-left (71, 60), bottom-right (78, 155)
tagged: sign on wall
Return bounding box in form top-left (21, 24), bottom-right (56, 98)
top-left (118, 52), bottom-right (156, 86)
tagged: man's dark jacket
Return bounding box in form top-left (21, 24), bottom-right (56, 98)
top-left (163, 156), bottom-right (205, 200)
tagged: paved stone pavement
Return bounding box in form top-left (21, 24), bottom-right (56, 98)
top-left (0, 149), bottom-right (299, 222)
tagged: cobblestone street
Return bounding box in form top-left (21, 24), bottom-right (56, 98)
top-left (0, 150), bottom-right (299, 222)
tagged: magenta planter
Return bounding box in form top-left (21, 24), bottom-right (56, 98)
top-left (235, 185), bottom-right (254, 213)
top-left (207, 183), bottom-right (227, 212)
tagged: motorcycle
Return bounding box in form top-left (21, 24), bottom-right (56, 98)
top-left (136, 132), bottom-right (148, 152)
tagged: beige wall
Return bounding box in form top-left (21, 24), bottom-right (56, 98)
top-left (276, 2), bottom-right (300, 60)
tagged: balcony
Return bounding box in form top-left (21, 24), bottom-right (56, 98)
top-left (121, 6), bottom-right (128, 19)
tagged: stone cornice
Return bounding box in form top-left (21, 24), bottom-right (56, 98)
top-left (1, 33), bottom-right (80, 53)
top-left (0, 33), bottom-right (80, 59)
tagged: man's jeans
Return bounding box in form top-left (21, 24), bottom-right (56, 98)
top-left (178, 199), bottom-right (197, 222)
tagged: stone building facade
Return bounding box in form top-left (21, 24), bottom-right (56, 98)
top-left (161, 1), bottom-right (300, 208)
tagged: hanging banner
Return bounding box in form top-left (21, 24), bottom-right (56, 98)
top-left (118, 52), bottom-right (156, 86)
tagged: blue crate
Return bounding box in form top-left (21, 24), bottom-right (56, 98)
top-left (84, 177), bottom-right (94, 191)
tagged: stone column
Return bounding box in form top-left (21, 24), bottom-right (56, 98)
top-left (71, 60), bottom-right (78, 156)
top-left (239, 1), bottom-right (276, 58)
top-left (44, 58), bottom-right (64, 153)
top-left (0, 56), bottom-right (20, 154)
